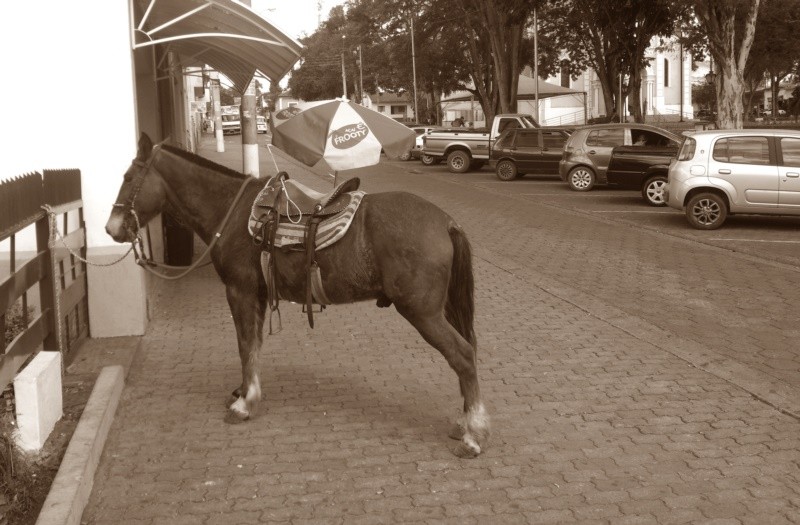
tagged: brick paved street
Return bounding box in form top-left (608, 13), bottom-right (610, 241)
top-left (83, 136), bottom-right (800, 524)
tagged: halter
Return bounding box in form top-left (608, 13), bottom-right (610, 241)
top-left (112, 140), bottom-right (253, 280)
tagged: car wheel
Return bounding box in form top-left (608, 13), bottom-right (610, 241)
top-left (447, 150), bottom-right (471, 173)
top-left (568, 166), bottom-right (595, 191)
top-left (399, 151), bottom-right (411, 161)
top-left (496, 160), bottom-right (517, 181)
top-left (642, 175), bottom-right (668, 206)
top-left (420, 154), bottom-right (438, 166)
top-left (685, 192), bottom-right (727, 230)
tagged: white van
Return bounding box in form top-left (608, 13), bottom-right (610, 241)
top-left (257, 116), bottom-right (268, 134)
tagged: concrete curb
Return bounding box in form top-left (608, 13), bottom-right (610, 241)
top-left (35, 365), bottom-right (125, 525)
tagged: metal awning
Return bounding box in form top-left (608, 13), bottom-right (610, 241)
top-left (132, 0), bottom-right (303, 91)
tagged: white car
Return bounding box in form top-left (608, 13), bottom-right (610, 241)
top-left (667, 129), bottom-right (800, 229)
top-left (257, 116), bottom-right (268, 134)
top-left (401, 126), bottom-right (441, 163)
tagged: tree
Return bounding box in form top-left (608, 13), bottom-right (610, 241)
top-left (744, 0), bottom-right (800, 119)
top-left (542, 0), bottom-right (685, 123)
top-left (690, 0), bottom-right (761, 129)
top-left (288, 6), bottom-right (352, 101)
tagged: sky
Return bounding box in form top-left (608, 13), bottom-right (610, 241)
top-left (251, 0), bottom-right (344, 42)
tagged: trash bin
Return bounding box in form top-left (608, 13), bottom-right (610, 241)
top-left (163, 213), bottom-right (193, 266)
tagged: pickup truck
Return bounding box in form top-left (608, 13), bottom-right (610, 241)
top-left (422, 114), bottom-right (540, 173)
top-left (606, 141), bottom-right (682, 206)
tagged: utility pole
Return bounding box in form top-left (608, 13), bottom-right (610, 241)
top-left (210, 70), bottom-right (224, 152)
top-left (341, 36), bottom-right (347, 98)
top-left (358, 45), bottom-right (364, 104)
top-left (533, 8), bottom-right (540, 123)
top-left (410, 11), bottom-right (418, 122)
top-left (241, 78), bottom-right (259, 177)
top-left (239, 0), bottom-right (258, 176)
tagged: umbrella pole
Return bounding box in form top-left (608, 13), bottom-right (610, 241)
top-left (333, 170), bottom-right (337, 187)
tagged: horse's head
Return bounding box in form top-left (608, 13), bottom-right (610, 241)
top-left (105, 133), bottom-right (167, 243)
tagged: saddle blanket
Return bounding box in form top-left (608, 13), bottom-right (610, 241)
top-left (248, 190), bottom-right (365, 249)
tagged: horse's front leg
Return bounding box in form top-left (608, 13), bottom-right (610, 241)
top-left (224, 283), bottom-right (266, 423)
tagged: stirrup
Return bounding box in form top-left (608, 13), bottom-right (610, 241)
top-left (268, 305), bottom-right (282, 335)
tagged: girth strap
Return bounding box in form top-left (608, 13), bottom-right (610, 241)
top-left (304, 209), bottom-right (324, 328)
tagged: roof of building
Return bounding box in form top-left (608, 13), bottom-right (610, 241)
top-left (131, 0), bottom-right (303, 92)
top-left (369, 92), bottom-right (413, 104)
top-left (442, 75), bottom-right (581, 102)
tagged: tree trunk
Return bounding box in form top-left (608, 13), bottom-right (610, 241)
top-left (716, 62), bottom-right (745, 129)
top-left (628, 67), bottom-right (644, 123)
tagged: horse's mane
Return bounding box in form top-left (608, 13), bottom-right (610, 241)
top-left (161, 144), bottom-right (248, 180)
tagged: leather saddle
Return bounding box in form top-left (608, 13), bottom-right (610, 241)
top-left (253, 171), bottom-right (361, 332)
top-left (256, 171), bottom-right (361, 220)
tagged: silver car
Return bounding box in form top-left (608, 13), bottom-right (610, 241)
top-left (667, 129), bottom-right (800, 229)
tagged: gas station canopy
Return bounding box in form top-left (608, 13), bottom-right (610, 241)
top-left (132, 0), bottom-right (303, 91)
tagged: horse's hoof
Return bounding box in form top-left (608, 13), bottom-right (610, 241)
top-left (448, 422), bottom-right (466, 440)
top-left (452, 440), bottom-right (481, 459)
top-left (224, 410), bottom-right (250, 425)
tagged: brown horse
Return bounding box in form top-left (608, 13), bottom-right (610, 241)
top-left (105, 133), bottom-right (489, 457)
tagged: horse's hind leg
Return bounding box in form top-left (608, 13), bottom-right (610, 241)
top-left (224, 284), bottom-right (265, 423)
top-left (396, 309), bottom-right (489, 458)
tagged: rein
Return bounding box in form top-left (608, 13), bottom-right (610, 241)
top-left (133, 177), bottom-right (253, 280)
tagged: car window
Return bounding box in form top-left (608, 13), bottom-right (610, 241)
top-left (586, 128), bottom-right (624, 147)
top-left (495, 131), bottom-right (514, 148)
top-left (678, 137), bottom-right (696, 161)
top-left (779, 137), bottom-right (800, 165)
top-left (516, 132), bottom-right (539, 148)
top-left (712, 137), bottom-right (771, 165)
top-left (542, 131), bottom-right (567, 149)
top-left (630, 129), bottom-right (679, 147)
top-left (498, 119), bottom-right (520, 134)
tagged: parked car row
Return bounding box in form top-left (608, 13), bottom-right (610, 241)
top-left (400, 119), bottom-right (800, 230)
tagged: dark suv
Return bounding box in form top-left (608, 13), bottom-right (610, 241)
top-left (490, 127), bottom-right (572, 181)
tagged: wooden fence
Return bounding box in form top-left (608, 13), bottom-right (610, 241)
top-left (0, 169), bottom-right (87, 393)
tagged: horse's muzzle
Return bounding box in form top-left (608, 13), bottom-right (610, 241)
top-left (105, 214), bottom-right (133, 243)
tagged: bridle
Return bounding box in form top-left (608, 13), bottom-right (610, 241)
top-left (112, 142), bottom-right (165, 242)
top-left (113, 141), bottom-right (253, 280)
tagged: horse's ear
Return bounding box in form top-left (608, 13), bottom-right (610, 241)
top-left (137, 133), bottom-right (153, 161)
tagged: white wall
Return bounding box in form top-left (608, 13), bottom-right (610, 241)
top-left (2, 1), bottom-right (147, 337)
top-left (2, 1), bottom-right (138, 248)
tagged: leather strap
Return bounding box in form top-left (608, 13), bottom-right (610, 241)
top-left (304, 212), bottom-right (323, 328)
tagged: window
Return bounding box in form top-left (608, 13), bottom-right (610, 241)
top-left (516, 131), bottom-right (539, 148)
top-left (712, 137), bottom-right (771, 165)
top-left (663, 58), bottom-right (670, 87)
top-left (391, 105), bottom-right (406, 115)
top-left (498, 119), bottom-right (520, 133)
top-left (678, 137), bottom-right (696, 161)
top-left (780, 137), bottom-right (800, 165)
top-left (378, 105), bottom-right (385, 112)
top-left (586, 128), bottom-right (624, 147)
top-left (542, 131), bottom-right (567, 149)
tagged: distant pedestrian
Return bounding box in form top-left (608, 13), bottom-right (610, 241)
top-left (452, 117), bottom-right (465, 127)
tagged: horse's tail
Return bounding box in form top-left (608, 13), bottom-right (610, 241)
top-left (446, 225), bottom-right (476, 349)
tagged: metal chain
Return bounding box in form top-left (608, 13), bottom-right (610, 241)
top-left (41, 205), bottom-right (136, 267)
